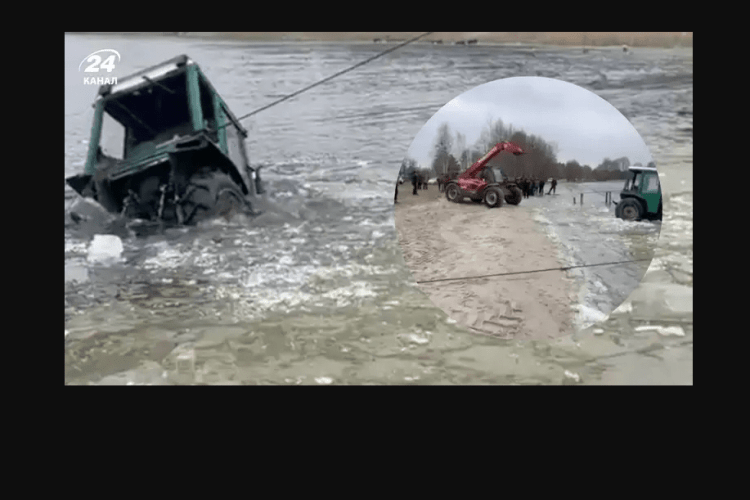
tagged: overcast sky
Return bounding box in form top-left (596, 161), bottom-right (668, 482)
top-left (406, 76), bottom-right (654, 170)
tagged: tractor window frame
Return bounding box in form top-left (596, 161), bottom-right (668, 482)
top-left (643, 173), bottom-right (660, 193)
top-left (224, 119), bottom-right (248, 170)
top-left (100, 108), bottom-right (127, 160)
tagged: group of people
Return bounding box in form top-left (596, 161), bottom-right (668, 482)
top-left (517, 177), bottom-right (557, 198)
top-left (395, 172), bottom-right (429, 203)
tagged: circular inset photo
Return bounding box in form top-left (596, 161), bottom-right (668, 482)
top-left (394, 76), bottom-right (662, 340)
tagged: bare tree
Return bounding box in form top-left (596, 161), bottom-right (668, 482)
top-left (454, 131), bottom-right (467, 168)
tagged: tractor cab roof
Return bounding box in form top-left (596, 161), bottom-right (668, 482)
top-left (96, 54), bottom-right (195, 99)
top-left (93, 54), bottom-right (248, 137)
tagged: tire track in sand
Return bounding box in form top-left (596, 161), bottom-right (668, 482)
top-left (395, 188), bottom-right (576, 340)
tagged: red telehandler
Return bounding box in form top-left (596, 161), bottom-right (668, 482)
top-left (444, 142), bottom-right (526, 208)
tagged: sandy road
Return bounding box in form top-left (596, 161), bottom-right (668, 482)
top-left (394, 182), bottom-right (578, 340)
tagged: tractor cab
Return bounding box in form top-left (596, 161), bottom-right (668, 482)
top-left (616, 166), bottom-right (662, 221)
top-left (66, 55), bottom-right (265, 224)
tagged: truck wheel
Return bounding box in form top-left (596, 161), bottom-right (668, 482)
top-left (179, 170), bottom-right (247, 225)
top-left (445, 183), bottom-right (461, 203)
top-left (505, 186), bottom-right (523, 205)
top-left (483, 187), bottom-right (504, 208)
top-left (618, 198), bottom-right (643, 221)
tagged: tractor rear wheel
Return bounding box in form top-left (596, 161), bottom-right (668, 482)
top-left (483, 187), bottom-right (504, 208)
top-left (445, 183), bottom-right (461, 203)
top-left (618, 198), bottom-right (643, 221)
top-left (504, 186), bottom-right (523, 205)
top-left (178, 170), bottom-right (247, 225)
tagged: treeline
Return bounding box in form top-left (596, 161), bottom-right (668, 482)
top-left (400, 119), bottom-right (655, 182)
top-left (429, 118), bottom-right (562, 181)
top-left (398, 157), bottom-right (431, 183)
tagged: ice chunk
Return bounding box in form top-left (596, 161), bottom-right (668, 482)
top-left (658, 326), bottom-right (686, 337)
top-left (87, 234), bottom-right (124, 264)
top-left (576, 304), bottom-right (608, 326)
top-left (628, 283), bottom-right (693, 321)
top-left (68, 197), bottom-right (114, 224)
top-left (402, 333), bottom-right (430, 345)
top-left (315, 377), bottom-right (333, 385)
top-left (634, 325), bottom-right (686, 337)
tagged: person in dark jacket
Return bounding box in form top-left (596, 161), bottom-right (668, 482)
top-left (547, 178), bottom-right (557, 195)
top-left (539, 179), bottom-right (545, 196)
top-left (412, 172), bottom-right (418, 195)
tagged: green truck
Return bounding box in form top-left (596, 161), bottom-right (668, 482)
top-left (66, 54), bottom-right (264, 225)
top-left (615, 166), bottom-right (662, 221)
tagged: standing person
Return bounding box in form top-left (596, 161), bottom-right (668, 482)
top-left (539, 179), bottom-right (545, 196)
top-left (412, 172), bottom-right (418, 195)
top-left (522, 177), bottom-right (529, 198)
top-left (530, 178), bottom-right (536, 197)
top-left (394, 179), bottom-right (398, 204)
top-left (548, 178), bottom-right (557, 195)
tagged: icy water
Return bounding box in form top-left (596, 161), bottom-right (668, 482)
top-left (526, 180), bottom-right (662, 330)
top-left (65, 34), bottom-right (692, 385)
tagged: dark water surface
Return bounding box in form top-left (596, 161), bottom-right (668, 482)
top-left (65, 35), bottom-right (693, 385)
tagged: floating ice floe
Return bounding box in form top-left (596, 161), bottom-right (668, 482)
top-left (87, 234), bottom-right (124, 264)
top-left (634, 325), bottom-right (686, 337)
top-left (627, 283), bottom-right (692, 321)
top-left (314, 377), bottom-right (333, 385)
top-left (576, 304), bottom-right (609, 326)
top-left (563, 370), bottom-right (581, 382)
top-left (402, 333), bottom-right (429, 345)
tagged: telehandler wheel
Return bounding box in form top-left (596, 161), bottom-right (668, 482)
top-left (179, 170), bottom-right (247, 225)
top-left (483, 187), bottom-right (504, 208)
top-left (445, 183), bottom-right (461, 203)
top-left (505, 186), bottom-right (523, 205)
